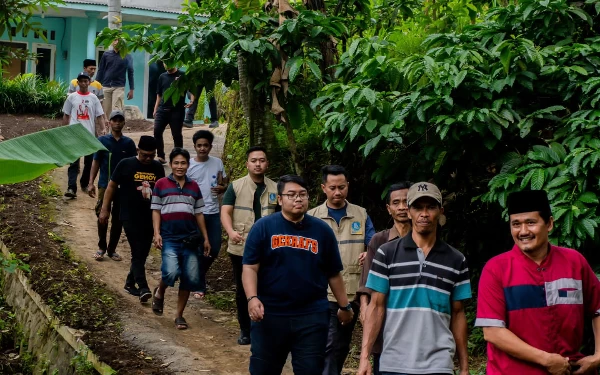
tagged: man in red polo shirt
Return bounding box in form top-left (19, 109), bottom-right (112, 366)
top-left (476, 190), bottom-right (600, 375)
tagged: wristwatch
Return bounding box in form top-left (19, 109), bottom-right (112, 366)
top-left (339, 303), bottom-right (352, 311)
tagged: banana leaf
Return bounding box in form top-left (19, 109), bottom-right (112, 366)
top-left (0, 124), bottom-right (108, 184)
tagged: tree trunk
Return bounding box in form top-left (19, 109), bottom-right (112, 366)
top-left (108, 0), bottom-right (122, 30)
top-left (237, 53), bottom-right (276, 151)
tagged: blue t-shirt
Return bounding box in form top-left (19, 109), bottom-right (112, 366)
top-left (243, 212), bottom-right (344, 316)
top-left (93, 134), bottom-right (137, 188)
top-left (327, 206), bottom-right (376, 245)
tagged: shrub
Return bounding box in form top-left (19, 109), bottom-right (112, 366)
top-left (0, 74), bottom-right (67, 117)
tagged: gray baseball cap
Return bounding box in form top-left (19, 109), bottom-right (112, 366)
top-left (407, 182), bottom-right (443, 206)
top-left (109, 110), bottom-right (125, 121)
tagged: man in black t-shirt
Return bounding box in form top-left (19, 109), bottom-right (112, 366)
top-left (152, 62), bottom-right (194, 164)
top-left (99, 135), bottom-right (165, 303)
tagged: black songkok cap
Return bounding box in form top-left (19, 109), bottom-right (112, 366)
top-left (83, 59), bottom-right (96, 67)
top-left (507, 190), bottom-right (551, 215)
top-left (138, 136), bottom-right (157, 151)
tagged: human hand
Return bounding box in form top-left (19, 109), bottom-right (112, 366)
top-left (248, 298), bottom-right (264, 322)
top-left (184, 101), bottom-right (194, 108)
top-left (543, 353), bottom-right (571, 375)
top-left (203, 239), bottom-right (211, 257)
top-left (98, 207), bottom-right (110, 225)
top-left (458, 369), bottom-right (470, 375)
top-left (572, 355), bottom-right (600, 374)
top-left (358, 252), bottom-right (367, 266)
top-left (229, 231), bottom-right (244, 245)
top-left (153, 110), bottom-right (157, 118)
top-left (127, 90), bottom-right (134, 100)
top-left (87, 184), bottom-right (96, 198)
top-left (153, 233), bottom-right (163, 249)
top-left (211, 185), bottom-right (226, 195)
top-left (337, 308), bottom-right (354, 325)
top-left (356, 356), bottom-right (372, 375)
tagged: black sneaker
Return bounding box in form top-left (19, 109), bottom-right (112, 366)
top-left (208, 121), bottom-right (219, 128)
top-left (124, 285), bottom-right (140, 296)
top-left (183, 120), bottom-right (194, 128)
top-left (64, 188), bottom-right (77, 198)
top-left (237, 331), bottom-right (250, 345)
top-left (139, 289), bottom-right (152, 303)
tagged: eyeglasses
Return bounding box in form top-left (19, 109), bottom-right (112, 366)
top-left (281, 193), bottom-right (309, 201)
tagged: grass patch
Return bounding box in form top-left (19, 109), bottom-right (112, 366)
top-left (38, 175), bottom-right (61, 198)
top-left (204, 291), bottom-right (236, 311)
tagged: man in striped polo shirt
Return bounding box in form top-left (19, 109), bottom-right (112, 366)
top-left (358, 182), bottom-right (471, 375)
top-left (151, 148), bottom-right (210, 330)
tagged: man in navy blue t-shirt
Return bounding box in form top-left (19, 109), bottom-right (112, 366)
top-left (242, 175), bottom-right (355, 375)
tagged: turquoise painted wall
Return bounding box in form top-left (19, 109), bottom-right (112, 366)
top-left (0, 15), bottom-right (205, 118)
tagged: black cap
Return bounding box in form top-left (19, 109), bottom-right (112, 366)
top-left (507, 190), bottom-right (551, 216)
top-left (77, 71), bottom-right (91, 81)
top-left (138, 136), bottom-right (157, 151)
top-left (83, 59), bottom-right (96, 67)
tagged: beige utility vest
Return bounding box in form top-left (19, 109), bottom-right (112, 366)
top-left (308, 201), bottom-right (367, 301)
top-left (227, 174), bottom-right (278, 256)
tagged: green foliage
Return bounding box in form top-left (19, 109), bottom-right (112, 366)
top-left (0, 74), bottom-right (67, 116)
top-left (70, 349), bottom-right (97, 375)
top-left (315, 0), bottom-right (600, 250)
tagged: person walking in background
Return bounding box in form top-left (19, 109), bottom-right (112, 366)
top-left (187, 130), bottom-right (228, 299)
top-left (307, 165), bottom-right (376, 375)
top-left (99, 136), bottom-right (165, 303)
top-left (153, 62), bottom-right (194, 164)
top-left (183, 79), bottom-right (219, 128)
top-left (63, 72), bottom-right (105, 198)
top-left (68, 59), bottom-right (104, 101)
top-left (476, 190), bottom-right (600, 375)
top-left (356, 181), bottom-right (413, 375)
top-left (221, 146), bottom-right (278, 345)
top-left (87, 110), bottom-right (136, 262)
top-left (151, 148), bottom-right (210, 330)
top-left (358, 181), bottom-right (471, 375)
top-left (96, 39), bottom-right (134, 115)
top-left (242, 174), bottom-right (355, 375)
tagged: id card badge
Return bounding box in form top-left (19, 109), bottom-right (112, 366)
top-left (351, 221), bottom-right (363, 235)
top-left (268, 192), bottom-right (277, 205)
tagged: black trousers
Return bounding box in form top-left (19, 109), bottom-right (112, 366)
top-left (154, 108), bottom-right (185, 159)
top-left (67, 154), bottom-right (93, 192)
top-left (230, 254), bottom-right (251, 333)
top-left (322, 301), bottom-right (360, 375)
top-left (185, 81), bottom-right (218, 122)
top-left (123, 220), bottom-right (153, 291)
top-left (95, 189), bottom-right (122, 254)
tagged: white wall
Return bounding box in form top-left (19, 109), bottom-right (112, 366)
top-left (64, 0), bottom-right (186, 12)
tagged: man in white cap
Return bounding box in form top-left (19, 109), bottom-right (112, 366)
top-left (358, 182), bottom-right (470, 375)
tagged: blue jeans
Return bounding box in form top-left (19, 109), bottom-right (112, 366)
top-left (249, 311), bottom-right (329, 375)
top-left (161, 239), bottom-right (201, 291)
top-left (197, 213), bottom-right (222, 293)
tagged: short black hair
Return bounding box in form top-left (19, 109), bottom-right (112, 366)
top-left (169, 147), bottom-right (190, 163)
top-left (246, 146), bottom-right (267, 159)
top-left (193, 130), bottom-right (214, 145)
top-left (386, 181), bottom-right (413, 204)
top-left (321, 165), bottom-right (347, 183)
top-left (277, 175), bottom-right (308, 195)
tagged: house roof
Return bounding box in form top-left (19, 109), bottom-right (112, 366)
top-left (62, 0), bottom-right (184, 14)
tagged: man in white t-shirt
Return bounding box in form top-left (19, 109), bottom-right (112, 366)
top-left (187, 130), bottom-right (228, 299)
top-left (62, 72), bottom-right (105, 198)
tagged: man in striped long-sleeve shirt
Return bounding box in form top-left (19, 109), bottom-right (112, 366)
top-left (151, 148), bottom-right (210, 330)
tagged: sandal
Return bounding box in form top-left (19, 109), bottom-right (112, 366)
top-left (192, 292), bottom-right (205, 300)
top-left (175, 317), bottom-right (188, 330)
top-left (152, 287), bottom-right (164, 315)
top-left (108, 252), bottom-right (123, 261)
top-left (93, 250), bottom-right (106, 261)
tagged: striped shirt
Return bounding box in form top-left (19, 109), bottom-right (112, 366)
top-left (150, 174), bottom-right (204, 241)
top-left (366, 232), bottom-right (471, 374)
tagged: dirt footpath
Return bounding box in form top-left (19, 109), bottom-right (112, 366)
top-left (50, 124), bottom-right (287, 374)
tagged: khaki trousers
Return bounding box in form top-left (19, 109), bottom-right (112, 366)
top-left (102, 86), bottom-right (125, 115)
